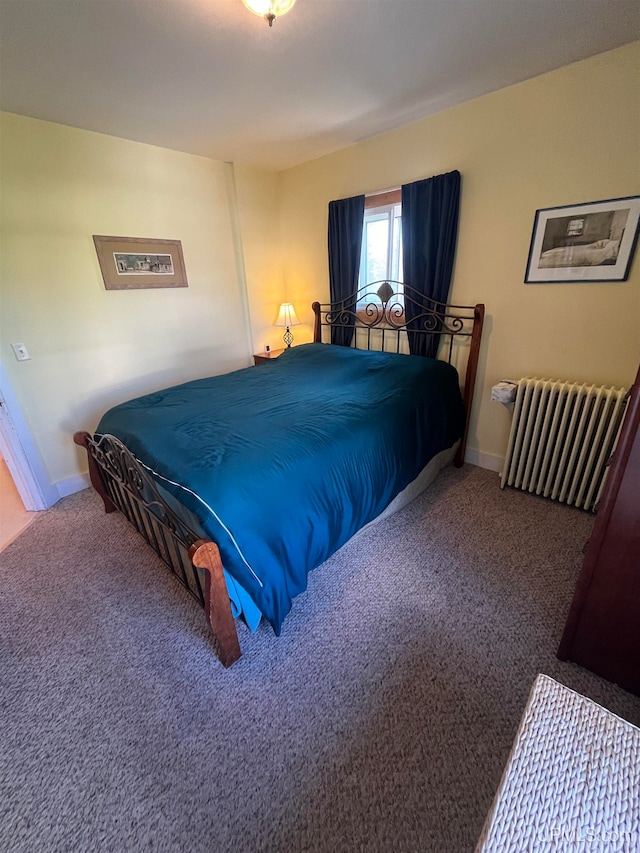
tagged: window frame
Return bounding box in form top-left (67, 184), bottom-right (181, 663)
top-left (358, 189), bottom-right (403, 307)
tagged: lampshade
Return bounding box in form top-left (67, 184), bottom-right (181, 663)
top-left (241, 0), bottom-right (297, 26)
top-left (274, 303), bottom-right (301, 328)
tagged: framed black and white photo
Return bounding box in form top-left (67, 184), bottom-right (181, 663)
top-left (93, 235), bottom-right (188, 290)
top-left (525, 196), bottom-right (640, 283)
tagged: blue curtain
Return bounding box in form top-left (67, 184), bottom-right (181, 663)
top-left (328, 194), bottom-right (365, 347)
top-left (402, 170), bottom-right (461, 357)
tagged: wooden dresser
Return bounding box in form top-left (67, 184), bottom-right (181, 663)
top-left (558, 363), bottom-right (640, 696)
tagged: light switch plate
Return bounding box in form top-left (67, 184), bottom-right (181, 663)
top-left (11, 342), bottom-right (31, 361)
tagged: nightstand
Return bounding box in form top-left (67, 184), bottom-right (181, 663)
top-left (253, 348), bottom-right (285, 366)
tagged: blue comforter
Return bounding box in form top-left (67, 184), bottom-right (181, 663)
top-left (97, 343), bottom-right (465, 633)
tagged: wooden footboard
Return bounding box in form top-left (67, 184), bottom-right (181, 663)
top-left (74, 431), bottom-right (241, 668)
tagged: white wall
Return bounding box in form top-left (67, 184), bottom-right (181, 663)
top-left (0, 113), bottom-right (256, 488)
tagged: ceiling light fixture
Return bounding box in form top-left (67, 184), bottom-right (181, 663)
top-left (241, 0), bottom-right (297, 27)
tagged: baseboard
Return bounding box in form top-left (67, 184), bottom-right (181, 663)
top-left (56, 472), bottom-right (90, 498)
top-left (464, 447), bottom-right (504, 473)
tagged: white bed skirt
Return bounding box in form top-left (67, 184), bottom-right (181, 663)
top-left (226, 440), bottom-right (459, 631)
top-left (350, 440), bottom-right (458, 542)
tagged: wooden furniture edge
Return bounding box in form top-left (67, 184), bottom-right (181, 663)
top-left (557, 363), bottom-right (640, 662)
top-left (312, 301), bottom-right (321, 343)
top-left (254, 348), bottom-right (285, 365)
top-left (189, 540), bottom-right (242, 668)
top-left (455, 302), bottom-right (485, 468)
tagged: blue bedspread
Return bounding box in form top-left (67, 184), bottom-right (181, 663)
top-left (97, 343), bottom-right (465, 633)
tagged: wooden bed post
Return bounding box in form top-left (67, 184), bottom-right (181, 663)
top-left (189, 540), bottom-right (242, 668)
top-left (455, 303), bottom-right (485, 468)
top-left (74, 431), bottom-right (118, 513)
top-left (312, 301), bottom-right (321, 343)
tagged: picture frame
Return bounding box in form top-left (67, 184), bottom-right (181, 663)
top-left (524, 196), bottom-right (640, 283)
top-left (93, 235), bottom-right (188, 290)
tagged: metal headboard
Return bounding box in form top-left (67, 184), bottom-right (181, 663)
top-left (312, 280), bottom-right (480, 364)
top-left (312, 281), bottom-right (485, 467)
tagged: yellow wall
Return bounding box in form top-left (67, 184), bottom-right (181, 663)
top-left (2, 43), bottom-right (639, 491)
top-left (233, 164), bottom-right (286, 354)
top-left (0, 113), bottom-right (266, 485)
top-left (279, 42), bottom-right (640, 467)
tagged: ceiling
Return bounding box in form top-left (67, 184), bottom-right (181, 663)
top-left (1, 0), bottom-right (638, 171)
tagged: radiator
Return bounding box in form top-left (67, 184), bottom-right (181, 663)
top-left (500, 378), bottom-right (628, 512)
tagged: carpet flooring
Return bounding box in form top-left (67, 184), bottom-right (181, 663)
top-left (1, 465), bottom-right (639, 852)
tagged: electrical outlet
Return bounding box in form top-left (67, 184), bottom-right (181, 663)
top-left (11, 342), bottom-right (31, 361)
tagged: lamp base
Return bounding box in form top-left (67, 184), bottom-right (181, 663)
top-left (283, 327), bottom-right (293, 348)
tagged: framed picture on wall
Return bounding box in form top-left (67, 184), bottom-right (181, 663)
top-left (525, 195), bottom-right (640, 283)
top-left (93, 236), bottom-right (188, 290)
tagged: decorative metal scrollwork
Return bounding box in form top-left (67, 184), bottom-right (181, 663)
top-left (326, 308), bottom-right (358, 327)
top-left (317, 280), bottom-right (475, 355)
top-left (88, 434), bottom-right (200, 549)
top-left (376, 280), bottom-right (394, 304)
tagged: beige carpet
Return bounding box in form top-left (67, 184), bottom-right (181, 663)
top-left (1, 465), bottom-right (639, 852)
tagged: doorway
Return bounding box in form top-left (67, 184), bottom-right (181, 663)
top-left (0, 445), bottom-right (34, 550)
top-left (0, 365), bottom-right (59, 549)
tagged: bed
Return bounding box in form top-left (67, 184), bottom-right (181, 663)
top-left (75, 282), bottom-right (484, 667)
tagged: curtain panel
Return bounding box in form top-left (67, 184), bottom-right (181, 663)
top-left (328, 195), bottom-right (365, 347)
top-left (401, 170), bottom-right (461, 358)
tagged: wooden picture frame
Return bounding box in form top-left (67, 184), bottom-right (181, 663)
top-left (525, 196), bottom-right (640, 283)
top-left (93, 235), bottom-right (188, 290)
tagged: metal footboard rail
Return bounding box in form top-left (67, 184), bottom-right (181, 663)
top-left (74, 431), bottom-right (241, 666)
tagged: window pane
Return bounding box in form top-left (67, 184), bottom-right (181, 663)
top-left (365, 218), bottom-right (389, 284)
top-left (358, 203), bottom-right (404, 309)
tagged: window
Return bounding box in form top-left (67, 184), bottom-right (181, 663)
top-left (358, 199), bottom-right (403, 306)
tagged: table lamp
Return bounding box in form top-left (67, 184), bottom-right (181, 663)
top-left (274, 302), bottom-right (301, 348)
